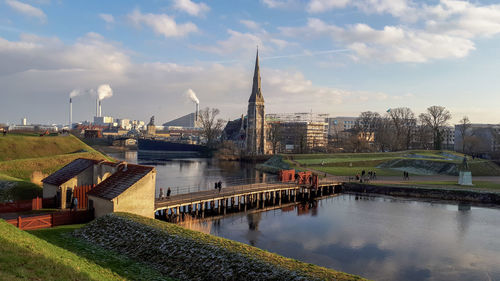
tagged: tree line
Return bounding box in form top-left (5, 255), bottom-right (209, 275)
top-left (337, 105), bottom-right (468, 152)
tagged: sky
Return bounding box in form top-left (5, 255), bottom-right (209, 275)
top-left (1, 0), bottom-right (500, 126)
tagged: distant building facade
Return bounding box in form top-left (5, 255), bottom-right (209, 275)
top-left (266, 113), bottom-right (329, 153)
top-left (245, 51), bottom-right (266, 155)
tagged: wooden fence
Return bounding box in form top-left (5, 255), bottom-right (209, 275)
top-left (5, 210), bottom-right (94, 230)
top-left (73, 184), bottom-right (95, 209)
top-left (0, 197), bottom-right (42, 213)
top-left (0, 197), bottom-right (59, 213)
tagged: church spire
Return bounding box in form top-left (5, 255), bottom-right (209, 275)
top-left (249, 48), bottom-right (264, 103)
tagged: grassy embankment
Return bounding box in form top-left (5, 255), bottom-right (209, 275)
top-left (0, 133), bottom-right (112, 201)
top-left (0, 220), bottom-right (171, 281)
top-left (279, 150), bottom-right (500, 192)
top-left (73, 212), bottom-right (365, 281)
top-left (284, 150), bottom-right (500, 177)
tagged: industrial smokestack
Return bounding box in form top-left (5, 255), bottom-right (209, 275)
top-left (195, 102), bottom-right (199, 121)
top-left (98, 100), bottom-right (102, 117)
top-left (96, 99), bottom-right (99, 117)
top-left (69, 98), bottom-right (73, 127)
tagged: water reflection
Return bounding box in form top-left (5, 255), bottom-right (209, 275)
top-left (183, 194), bottom-right (500, 281)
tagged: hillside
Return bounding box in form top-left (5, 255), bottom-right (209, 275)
top-left (75, 212), bottom-right (365, 281)
top-left (0, 134), bottom-right (97, 161)
top-left (0, 220), bottom-right (169, 281)
top-left (0, 134), bottom-right (112, 201)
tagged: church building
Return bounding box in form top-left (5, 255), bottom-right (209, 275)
top-left (246, 50), bottom-right (267, 155)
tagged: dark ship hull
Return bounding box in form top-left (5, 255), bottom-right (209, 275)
top-left (137, 138), bottom-right (209, 159)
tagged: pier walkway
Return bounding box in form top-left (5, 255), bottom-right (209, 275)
top-left (154, 180), bottom-right (341, 218)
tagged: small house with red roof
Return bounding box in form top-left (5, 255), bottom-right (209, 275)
top-left (87, 163), bottom-right (156, 218)
top-left (42, 158), bottom-right (156, 218)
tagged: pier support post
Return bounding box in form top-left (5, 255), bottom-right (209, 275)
top-left (218, 200), bottom-right (221, 214)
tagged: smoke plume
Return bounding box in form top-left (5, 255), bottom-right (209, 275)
top-left (69, 89), bottom-right (82, 98)
top-left (97, 84), bottom-right (113, 100)
top-left (185, 88), bottom-right (199, 104)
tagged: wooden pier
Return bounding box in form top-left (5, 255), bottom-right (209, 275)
top-left (154, 181), bottom-right (341, 221)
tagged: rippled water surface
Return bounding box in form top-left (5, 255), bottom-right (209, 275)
top-left (182, 195), bottom-right (500, 281)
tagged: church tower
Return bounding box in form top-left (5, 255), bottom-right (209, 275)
top-left (246, 50), bottom-right (266, 155)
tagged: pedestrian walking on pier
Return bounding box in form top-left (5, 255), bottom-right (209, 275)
top-left (167, 187), bottom-right (171, 198)
top-left (218, 180), bottom-right (222, 193)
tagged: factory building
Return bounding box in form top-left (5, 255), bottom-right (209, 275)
top-left (93, 116), bottom-right (114, 125)
top-left (162, 112), bottom-right (199, 129)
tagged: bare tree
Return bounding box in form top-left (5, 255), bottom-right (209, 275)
top-left (355, 111), bottom-right (381, 143)
top-left (415, 117), bottom-right (433, 149)
top-left (267, 122), bottom-right (282, 155)
top-left (198, 107), bottom-right (226, 148)
top-left (458, 116), bottom-right (471, 153)
top-left (388, 107), bottom-right (416, 150)
top-left (373, 116), bottom-right (394, 152)
top-left (419, 105), bottom-right (452, 150)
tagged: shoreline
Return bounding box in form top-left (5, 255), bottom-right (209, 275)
top-left (342, 182), bottom-right (500, 205)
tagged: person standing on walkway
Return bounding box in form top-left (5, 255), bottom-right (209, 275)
top-left (218, 181), bottom-right (222, 193)
top-left (167, 187), bottom-right (171, 198)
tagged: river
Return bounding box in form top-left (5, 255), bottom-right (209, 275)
top-left (110, 151), bottom-right (500, 281)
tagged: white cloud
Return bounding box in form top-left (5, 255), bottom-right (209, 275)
top-left (0, 32), bottom-right (130, 76)
top-left (173, 0), bottom-right (210, 17)
top-left (240, 20), bottom-right (260, 30)
top-left (280, 18), bottom-right (475, 63)
top-left (193, 29), bottom-right (265, 56)
top-left (424, 0), bottom-right (500, 39)
top-left (128, 9), bottom-right (198, 38)
top-left (193, 27), bottom-right (293, 57)
top-left (0, 33), bottom-right (389, 125)
top-left (261, 0), bottom-right (300, 9)
top-left (99, 13), bottom-right (115, 24)
top-left (307, 0), bottom-right (350, 13)
top-left (5, 0), bottom-right (47, 23)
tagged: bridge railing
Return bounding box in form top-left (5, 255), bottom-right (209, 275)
top-left (156, 180), bottom-right (300, 204)
top-left (159, 176), bottom-right (281, 197)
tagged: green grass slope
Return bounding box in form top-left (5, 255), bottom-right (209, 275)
top-left (0, 134), bottom-right (95, 161)
top-left (0, 134), bottom-right (113, 201)
top-left (74, 212), bottom-right (366, 281)
top-left (0, 220), bottom-right (165, 281)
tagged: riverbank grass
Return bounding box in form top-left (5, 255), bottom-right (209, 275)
top-left (0, 220), bottom-right (167, 281)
